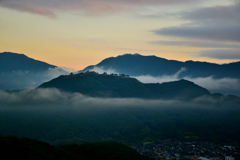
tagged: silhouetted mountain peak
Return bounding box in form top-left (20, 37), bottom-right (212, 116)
top-left (0, 52), bottom-right (57, 72)
top-left (1, 52), bottom-right (27, 57)
top-left (0, 52), bottom-right (68, 90)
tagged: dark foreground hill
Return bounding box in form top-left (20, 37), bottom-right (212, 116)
top-left (38, 71), bottom-right (210, 100)
top-left (0, 135), bottom-right (149, 160)
top-left (0, 52), bottom-right (68, 90)
top-left (79, 53), bottom-right (240, 79)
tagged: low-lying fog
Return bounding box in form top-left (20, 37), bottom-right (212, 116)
top-left (0, 88), bottom-right (239, 110)
top-left (0, 67), bottom-right (69, 90)
top-left (0, 88), bottom-right (240, 145)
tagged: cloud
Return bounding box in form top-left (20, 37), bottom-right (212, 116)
top-left (151, 40), bottom-right (240, 60)
top-left (89, 66), bottom-right (118, 74)
top-left (44, 67), bottom-right (69, 79)
top-left (138, 10), bottom-right (181, 19)
top-left (0, 0), bottom-right (57, 18)
top-left (0, 67), bottom-right (69, 90)
top-left (154, 24), bottom-right (240, 43)
top-left (199, 49), bottom-right (240, 60)
top-left (151, 40), bottom-right (240, 49)
top-left (153, 1), bottom-right (240, 43)
top-left (184, 76), bottom-right (240, 92)
top-left (181, 1), bottom-right (240, 25)
top-left (0, 87), bottom-right (237, 111)
top-left (134, 67), bottom-right (186, 84)
top-left (0, 0), bottom-right (201, 18)
top-left (59, 67), bottom-right (77, 73)
top-left (0, 88), bottom-right (183, 110)
top-left (134, 67), bottom-right (240, 95)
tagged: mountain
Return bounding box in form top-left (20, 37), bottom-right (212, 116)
top-left (38, 71), bottom-right (210, 100)
top-left (79, 53), bottom-right (240, 79)
top-left (79, 54), bottom-right (240, 96)
top-left (0, 52), bottom-right (56, 72)
top-left (0, 52), bottom-right (68, 90)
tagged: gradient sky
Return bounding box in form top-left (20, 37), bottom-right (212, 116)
top-left (1, 0), bottom-right (240, 70)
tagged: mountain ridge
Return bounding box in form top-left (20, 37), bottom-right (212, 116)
top-left (79, 53), bottom-right (240, 79)
top-left (0, 52), bottom-right (68, 90)
top-left (0, 52), bottom-right (57, 72)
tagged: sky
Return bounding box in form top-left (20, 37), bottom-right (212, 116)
top-left (1, 0), bottom-right (240, 70)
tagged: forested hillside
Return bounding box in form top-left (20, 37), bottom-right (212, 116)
top-left (0, 135), bottom-right (150, 160)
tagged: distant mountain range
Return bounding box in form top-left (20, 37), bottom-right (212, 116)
top-left (79, 53), bottom-right (240, 79)
top-left (0, 52), bottom-right (68, 90)
top-left (1, 52), bottom-right (240, 96)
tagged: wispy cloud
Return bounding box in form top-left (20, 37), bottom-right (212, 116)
top-left (151, 40), bottom-right (240, 49)
top-left (0, 0), bottom-right (57, 18)
top-left (155, 24), bottom-right (240, 43)
top-left (134, 67), bottom-right (186, 84)
top-left (199, 49), bottom-right (240, 60)
top-left (89, 66), bottom-right (118, 74)
top-left (152, 1), bottom-right (240, 59)
top-left (154, 1), bottom-right (240, 42)
top-left (0, 0), bottom-right (201, 18)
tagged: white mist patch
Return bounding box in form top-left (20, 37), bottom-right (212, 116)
top-left (0, 88), bottom-right (239, 113)
top-left (0, 67), bottom-right (69, 90)
top-left (44, 67), bottom-right (69, 79)
top-left (135, 67), bottom-right (186, 84)
top-left (185, 76), bottom-right (240, 91)
top-left (90, 66), bottom-right (119, 74)
top-left (135, 67), bottom-right (240, 95)
top-left (0, 88), bottom-right (189, 110)
top-left (59, 67), bottom-right (77, 73)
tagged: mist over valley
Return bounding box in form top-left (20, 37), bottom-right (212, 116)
top-left (1, 79), bottom-right (240, 145)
